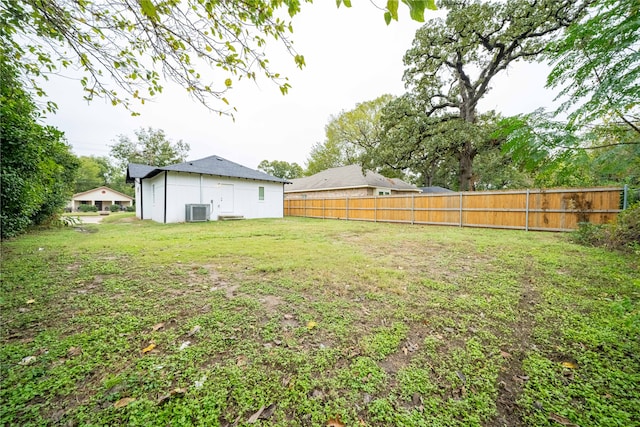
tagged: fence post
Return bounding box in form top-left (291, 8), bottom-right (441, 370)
top-left (525, 189), bottom-right (530, 231)
top-left (412, 194), bottom-right (415, 225)
top-left (346, 197), bottom-right (349, 220)
top-left (374, 196), bottom-right (377, 223)
top-left (459, 192), bottom-right (463, 227)
top-left (323, 198), bottom-right (325, 220)
top-left (623, 184), bottom-right (629, 210)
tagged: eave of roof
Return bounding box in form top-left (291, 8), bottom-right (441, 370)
top-left (284, 185), bottom-right (421, 193)
top-left (284, 165), bottom-right (420, 193)
top-left (128, 155), bottom-right (288, 184)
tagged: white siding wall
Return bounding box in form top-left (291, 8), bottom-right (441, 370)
top-left (158, 172), bottom-right (283, 223)
top-left (148, 173), bottom-right (166, 223)
top-left (136, 179), bottom-right (154, 220)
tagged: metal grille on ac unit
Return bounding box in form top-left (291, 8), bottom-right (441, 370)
top-left (185, 204), bottom-right (210, 222)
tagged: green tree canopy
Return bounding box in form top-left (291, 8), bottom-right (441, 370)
top-left (499, 111), bottom-right (640, 188)
top-left (110, 128), bottom-right (190, 169)
top-left (75, 156), bottom-right (111, 193)
top-left (305, 95), bottom-right (394, 175)
top-left (0, 59), bottom-right (78, 238)
top-left (401, 0), bottom-right (588, 190)
top-left (375, 95), bottom-right (508, 189)
top-left (74, 155), bottom-right (133, 196)
top-left (1, 0), bottom-right (433, 114)
top-left (257, 160), bottom-right (303, 180)
top-left (546, 0), bottom-right (640, 136)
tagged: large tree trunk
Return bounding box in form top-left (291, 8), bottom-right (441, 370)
top-left (458, 142), bottom-right (475, 191)
top-left (458, 99), bottom-right (477, 191)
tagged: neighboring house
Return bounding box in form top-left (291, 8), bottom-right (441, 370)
top-left (419, 186), bottom-right (455, 194)
top-left (284, 165), bottom-right (421, 199)
top-left (68, 186), bottom-right (134, 211)
top-left (126, 155), bottom-right (288, 223)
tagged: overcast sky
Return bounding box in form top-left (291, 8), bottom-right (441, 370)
top-left (43, 1), bottom-right (558, 170)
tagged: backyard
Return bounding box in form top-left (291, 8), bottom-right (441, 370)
top-left (1, 216), bottom-right (638, 426)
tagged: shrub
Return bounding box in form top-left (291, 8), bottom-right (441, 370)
top-left (609, 202), bottom-right (640, 252)
top-left (125, 206), bottom-right (135, 212)
top-left (571, 202), bottom-right (640, 253)
top-left (109, 204), bottom-right (121, 212)
top-left (572, 223), bottom-right (609, 247)
top-left (78, 204), bottom-right (98, 212)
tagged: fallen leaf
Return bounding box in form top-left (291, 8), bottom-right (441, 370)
top-left (456, 370), bottom-right (466, 384)
top-left (326, 417), bottom-right (346, 427)
top-left (179, 341), bottom-right (190, 351)
top-left (561, 361), bottom-right (578, 369)
top-left (548, 412), bottom-right (579, 426)
top-left (152, 322), bottom-right (165, 332)
top-left (236, 355), bottom-right (248, 367)
top-left (18, 355), bottom-right (36, 365)
top-left (114, 397), bottom-right (136, 408)
top-left (500, 350), bottom-right (512, 359)
top-left (402, 347), bottom-right (408, 355)
top-left (141, 343), bottom-right (156, 354)
top-left (67, 347), bottom-right (82, 358)
top-left (187, 325), bottom-right (201, 337)
top-left (307, 320), bottom-right (318, 330)
top-left (258, 403), bottom-right (276, 420)
top-left (157, 388), bottom-right (186, 405)
top-left (247, 406), bottom-right (265, 423)
top-left (283, 314), bottom-right (294, 320)
top-left (26, 299), bottom-right (35, 304)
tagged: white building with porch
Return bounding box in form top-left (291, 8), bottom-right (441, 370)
top-left (68, 187), bottom-right (134, 211)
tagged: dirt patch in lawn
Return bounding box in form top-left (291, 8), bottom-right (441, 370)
top-left (488, 274), bottom-right (539, 427)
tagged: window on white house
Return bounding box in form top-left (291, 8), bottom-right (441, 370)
top-left (258, 186), bottom-right (265, 201)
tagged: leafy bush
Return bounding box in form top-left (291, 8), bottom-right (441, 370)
top-left (77, 204), bottom-right (98, 212)
top-left (125, 205), bottom-right (135, 212)
top-left (610, 202), bottom-right (640, 252)
top-left (109, 204), bottom-right (121, 212)
top-left (572, 202), bottom-right (640, 252)
top-left (572, 223), bottom-right (608, 247)
top-left (0, 61), bottom-right (78, 238)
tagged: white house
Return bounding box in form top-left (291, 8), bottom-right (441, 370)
top-left (68, 186), bottom-right (134, 211)
top-left (126, 155), bottom-right (288, 223)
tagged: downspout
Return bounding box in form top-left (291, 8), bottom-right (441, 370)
top-left (164, 171), bottom-right (168, 224)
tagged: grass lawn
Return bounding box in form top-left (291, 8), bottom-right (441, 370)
top-left (1, 216), bottom-right (638, 426)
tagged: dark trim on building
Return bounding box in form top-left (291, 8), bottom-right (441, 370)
top-left (139, 178), bottom-right (144, 219)
top-left (163, 171), bottom-right (168, 224)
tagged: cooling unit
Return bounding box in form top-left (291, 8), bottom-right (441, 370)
top-left (185, 204), bottom-right (210, 222)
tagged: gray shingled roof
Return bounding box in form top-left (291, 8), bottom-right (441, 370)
top-left (126, 164), bottom-right (156, 182)
top-left (419, 186), bottom-right (455, 194)
top-left (285, 165), bottom-right (420, 193)
top-left (126, 155), bottom-right (287, 183)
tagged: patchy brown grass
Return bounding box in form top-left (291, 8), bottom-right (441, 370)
top-left (1, 218), bottom-right (638, 426)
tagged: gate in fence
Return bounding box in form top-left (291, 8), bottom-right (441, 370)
top-left (284, 187), bottom-right (624, 232)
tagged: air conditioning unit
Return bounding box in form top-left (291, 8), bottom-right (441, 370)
top-left (185, 204), bottom-right (210, 222)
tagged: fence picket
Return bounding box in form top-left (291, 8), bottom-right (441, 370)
top-left (284, 187), bottom-right (623, 232)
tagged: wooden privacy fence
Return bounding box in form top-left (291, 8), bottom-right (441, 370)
top-left (284, 187), bottom-right (623, 232)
